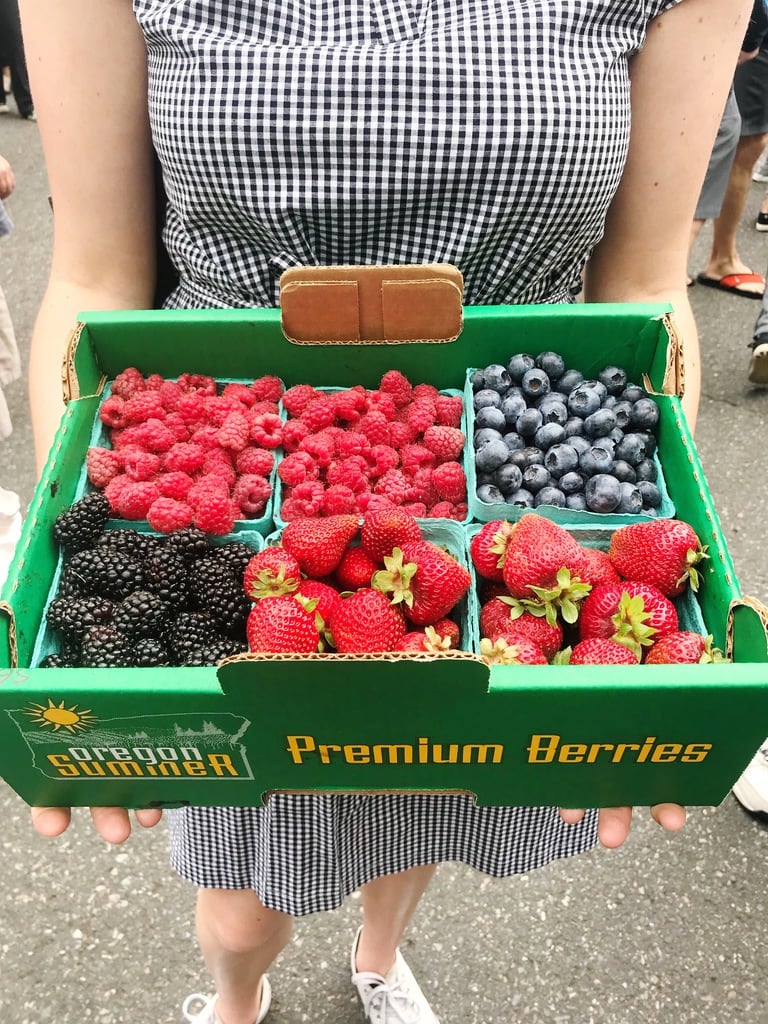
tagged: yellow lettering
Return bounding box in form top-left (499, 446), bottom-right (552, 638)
top-left (343, 745), bottom-right (370, 764)
top-left (105, 760), bottom-right (143, 777)
top-left (154, 761), bottom-right (182, 776)
top-left (559, 744), bottom-right (587, 763)
top-left (286, 735), bottom-right (316, 764)
top-left (612, 743), bottom-right (641, 762)
top-left (46, 754), bottom-right (79, 777)
top-left (77, 761), bottom-right (107, 777)
top-left (527, 734), bottom-right (559, 763)
top-left (318, 743), bottom-right (342, 764)
top-left (682, 743), bottom-right (712, 763)
top-left (372, 744), bottom-right (413, 764)
top-left (433, 744), bottom-right (459, 764)
top-left (587, 743), bottom-right (615, 763)
top-left (462, 743), bottom-right (503, 764)
top-left (650, 743), bottom-right (683, 763)
top-left (183, 760), bottom-right (207, 776)
top-left (207, 754), bottom-right (239, 777)
top-left (637, 737), bottom-right (656, 763)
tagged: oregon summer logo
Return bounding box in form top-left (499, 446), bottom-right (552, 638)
top-left (7, 702), bottom-right (254, 781)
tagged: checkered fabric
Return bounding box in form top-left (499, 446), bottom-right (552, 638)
top-left (134, 0), bottom-right (681, 913)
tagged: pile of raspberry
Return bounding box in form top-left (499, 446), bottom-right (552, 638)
top-left (86, 367), bottom-right (284, 535)
top-left (277, 369), bottom-right (468, 521)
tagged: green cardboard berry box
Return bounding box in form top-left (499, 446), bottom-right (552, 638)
top-left (1, 303), bottom-right (768, 811)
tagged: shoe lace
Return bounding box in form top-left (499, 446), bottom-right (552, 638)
top-left (181, 992), bottom-right (215, 1022)
top-left (353, 971), bottom-right (422, 1024)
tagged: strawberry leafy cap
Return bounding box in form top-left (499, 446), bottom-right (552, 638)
top-left (371, 546), bottom-right (418, 608)
top-left (501, 567), bottom-right (592, 626)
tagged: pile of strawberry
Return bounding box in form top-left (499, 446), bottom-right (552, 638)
top-left (242, 509), bottom-right (471, 654)
top-left (470, 513), bottom-right (727, 665)
top-left (86, 368), bottom-right (284, 534)
top-left (277, 370), bottom-right (467, 521)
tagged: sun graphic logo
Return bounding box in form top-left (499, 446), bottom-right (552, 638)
top-left (23, 700), bottom-right (97, 733)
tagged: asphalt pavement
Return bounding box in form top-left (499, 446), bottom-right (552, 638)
top-left (2, 104), bottom-right (768, 1024)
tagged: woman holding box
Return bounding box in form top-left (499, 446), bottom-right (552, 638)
top-left (20, 2), bottom-right (748, 1022)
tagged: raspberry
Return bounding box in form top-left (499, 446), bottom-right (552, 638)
top-left (278, 451), bottom-right (318, 488)
top-left (336, 431), bottom-right (371, 458)
top-left (104, 473), bottom-right (131, 511)
top-left (147, 497), bottom-right (194, 533)
top-left (431, 461), bottom-right (466, 503)
top-left (280, 419), bottom-right (311, 452)
top-left (289, 480), bottom-right (324, 516)
top-left (190, 424), bottom-right (222, 450)
top-left (366, 444), bottom-right (400, 477)
top-left (205, 394), bottom-right (242, 426)
top-left (123, 391), bottom-right (167, 422)
top-left (233, 474), bottom-right (272, 517)
top-left (111, 367), bottom-right (147, 400)
top-left (251, 375), bottom-right (284, 403)
top-left (332, 386), bottom-right (367, 423)
top-left (235, 446), bottom-right (275, 476)
top-left (221, 381), bottom-right (257, 407)
top-left (249, 400), bottom-right (280, 417)
top-left (164, 441), bottom-right (206, 474)
top-left (404, 467), bottom-right (439, 507)
top-left (99, 394), bottom-right (128, 428)
top-left (122, 448), bottom-right (162, 482)
top-left (136, 417), bottom-right (176, 453)
top-left (357, 492), bottom-right (395, 513)
top-left (110, 423), bottom-right (145, 449)
top-left (400, 444), bottom-right (435, 474)
top-left (299, 394), bottom-right (336, 432)
top-left (177, 372), bottom-right (217, 395)
top-left (217, 411), bottom-right (251, 451)
top-left (379, 369), bottom-right (413, 408)
top-left (374, 468), bottom-right (408, 504)
top-left (435, 393), bottom-right (464, 428)
top-left (356, 411), bottom-right (391, 445)
top-left (298, 431), bottom-right (335, 467)
top-left (176, 391), bottom-right (207, 425)
top-left (115, 480), bottom-right (160, 519)
top-left (145, 373), bottom-right (166, 391)
top-left (158, 471), bottom-right (195, 500)
top-left (366, 390), bottom-right (398, 420)
top-left (193, 492), bottom-right (237, 535)
top-left (406, 399), bottom-right (436, 434)
top-left (423, 425), bottom-right (465, 462)
top-left (204, 456), bottom-right (237, 489)
top-left (321, 484), bottom-right (357, 515)
top-left (163, 412), bottom-right (192, 441)
top-left (250, 412), bottom-right (283, 448)
top-left (427, 500), bottom-right (455, 519)
top-left (281, 383), bottom-right (318, 416)
top-left (188, 473), bottom-right (231, 508)
top-left (326, 455), bottom-right (369, 492)
top-left (157, 380), bottom-right (183, 410)
top-left (401, 501), bottom-right (428, 517)
top-left (388, 420), bottom-right (417, 448)
top-left (86, 446), bottom-right (121, 488)
top-left (412, 383), bottom-right (440, 403)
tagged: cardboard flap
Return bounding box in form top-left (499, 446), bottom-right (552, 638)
top-left (0, 600), bottom-right (18, 669)
top-left (280, 264), bottom-right (464, 344)
top-left (62, 321), bottom-right (87, 403)
top-left (728, 596), bottom-right (768, 662)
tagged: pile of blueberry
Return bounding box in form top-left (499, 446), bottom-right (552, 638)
top-left (471, 352), bottom-right (663, 514)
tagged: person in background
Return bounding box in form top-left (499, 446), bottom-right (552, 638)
top-left (0, 0), bottom-right (34, 120)
top-left (0, 152), bottom-right (23, 589)
top-left (19, 2), bottom-right (749, 1023)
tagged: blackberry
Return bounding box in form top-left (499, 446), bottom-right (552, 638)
top-left (39, 653), bottom-right (73, 668)
top-left (112, 590), bottom-right (171, 638)
top-left (53, 493), bottom-right (111, 552)
top-left (164, 611), bottom-right (220, 661)
top-left (142, 547), bottom-right (190, 606)
top-left (179, 637), bottom-right (248, 666)
top-left (96, 527), bottom-right (163, 561)
top-left (56, 565), bottom-right (90, 599)
top-left (65, 548), bottom-right (146, 600)
top-left (190, 558), bottom-right (251, 638)
top-left (80, 625), bottom-right (135, 667)
top-left (164, 527), bottom-right (212, 564)
top-left (46, 595), bottom-right (114, 637)
top-left (207, 541), bottom-right (258, 577)
top-left (133, 637), bottom-right (172, 667)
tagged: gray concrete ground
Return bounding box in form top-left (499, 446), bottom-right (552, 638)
top-left (2, 102), bottom-right (768, 1024)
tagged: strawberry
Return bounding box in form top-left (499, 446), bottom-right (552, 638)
top-left (644, 631), bottom-right (727, 664)
top-left (243, 547), bottom-right (302, 600)
top-left (281, 514), bottom-right (359, 577)
top-left (334, 546), bottom-right (381, 591)
top-left (576, 546), bottom-right (621, 587)
top-left (372, 540), bottom-right (471, 626)
top-left (328, 588), bottom-right (407, 653)
top-left (394, 626), bottom-right (453, 653)
top-left (483, 608), bottom-right (563, 660)
top-left (501, 514), bottom-right (591, 624)
top-left (360, 507), bottom-right (422, 562)
top-left (469, 520), bottom-right (515, 582)
top-left (430, 617), bottom-right (461, 648)
top-left (246, 595), bottom-right (321, 653)
top-left (578, 581), bottom-right (678, 658)
top-left (294, 578), bottom-right (342, 646)
top-left (608, 519), bottom-right (707, 596)
top-left (566, 638), bottom-right (640, 665)
top-left (479, 634), bottom-right (548, 665)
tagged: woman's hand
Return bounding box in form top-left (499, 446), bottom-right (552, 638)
top-left (31, 805), bottom-right (163, 844)
top-left (559, 804), bottom-right (686, 849)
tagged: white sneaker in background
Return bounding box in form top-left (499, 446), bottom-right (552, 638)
top-left (753, 150), bottom-right (768, 182)
top-left (0, 485), bottom-right (21, 591)
top-left (733, 743), bottom-right (768, 819)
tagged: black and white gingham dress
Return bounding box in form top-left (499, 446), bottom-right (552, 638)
top-left (134, 0), bottom-right (682, 914)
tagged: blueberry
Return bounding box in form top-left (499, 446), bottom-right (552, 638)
top-left (534, 422), bottom-right (566, 450)
top-left (534, 351), bottom-right (566, 380)
top-left (506, 488), bottom-right (535, 508)
top-left (520, 446), bottom-right (545, 467)
top-left (537, 398), bottom-right (568, 426)
top-left (568, 434), bottom-right (591, 456)
top-left (494, 462), bottom-right (524, 495)
top-left (583, 408), bottom-right (617, 439)
top-left (544, 443), bottom-right (580, 478)
top-left (477, 483), bottom-right (505, 504)
top-left (585, 473), bottom-right (622, 513)
top-left (629, 398), bottom-right (660, 431)
top-left (506, 353), bottom-right (536, 383)
top-left (563, 416), bottom-right (585, 438)
top-left (475, 437), bottom-right (510, 472)
top-left (607, 427), bottom-right (624, 445)
top-left (475, 406), bottom-right (507, 432)
top-left (614, 433), bottom-right (648, 466)
top-left (581, 379), bottom-right (608, 401)
top-left (507, 450), bottom-right (529, 470)
top-left (535, 486), bottom-right (567, 508)
top-left (516, 407), bottom-right (544, 438)
top-left (593, 437), bottom-right (616, 460)
top-left (500, 392), bottom-right (528, 424)
top-left (567, 386), bottom-right (601, 418)
top-left (612, 400), bottom-right (633, 430)
top-left (474, 427), bottom-right (504, 448)
top-left (597, 365), bottom-right (628, 395)
top-left (554, 368), bottom-right (585, 395)
top-left (566, 492), bottom-right (588, 511)
top-left (579, 446), bottom-right (614, 476)
top-left (502, 431), bottom-right (525, 452)
top-left (601, 395), bottom-right (617, 410)
top-left (620, 384), bottom-right (646, 404)
top-left (476, 471), bottom-right (496, 486)
top-left (470, 368), bottom-right (487, 391)
top-left (612, 460), bottom-right (637, 484)
top-left (638, 480), bottom-right (662, 509)
top-left (616, 482), bottom-right (643, 514)
top-left (635, 458), bottom-right (658, 482)
top-left (637, 431), bottom-right (658, 458)
top-left (522, 463), bottom-right (552, 494)
top-left (559, 470), bottom-right (586, 495)
top-left (482, 364), bottom-right (513, 394)
top-left (473, 388), bottom-right (503, 411)
top-left (521, 368), bottom-right (551, 400)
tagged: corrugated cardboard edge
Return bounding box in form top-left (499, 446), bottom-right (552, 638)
top-left (62, 319), bottom-right (108, 404)
top-left (641, 312), bottom-right (682, 398)
top-left (220, 649), bottom-right (482, 666)
top-left (0, 600), bottom-right (18, 669)
top-left (727, 595), bottom-right (768, 661)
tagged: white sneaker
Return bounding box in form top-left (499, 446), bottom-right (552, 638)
top-left (350, 926), bottom-right (440, 1024)
top-left (748, 342), bottom-right (768, 386)
top-left (0, 104), bottom-right (8, 114)
top-left (182, 977), bottom-right (271, 1024)
top-left (733, 742), bottom-right (768, 818)
top-left (753, 155), bottom-right (768, 182)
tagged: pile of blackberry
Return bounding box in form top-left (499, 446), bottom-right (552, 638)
top-left (41, 494), bottom-right (255, 668)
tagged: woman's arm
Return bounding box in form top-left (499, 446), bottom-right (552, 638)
top-left (20, 0), bottom-right (157, 468)
top-left (585, 0), bottom-right (752, 431)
